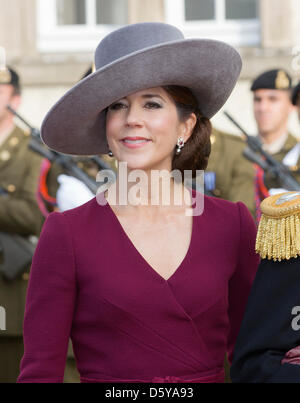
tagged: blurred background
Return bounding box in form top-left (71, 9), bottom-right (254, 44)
top-left (1, 0), bottom-right (300, 137)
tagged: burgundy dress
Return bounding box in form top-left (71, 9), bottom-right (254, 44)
top-left (18, 189), bottom-right (259, 383)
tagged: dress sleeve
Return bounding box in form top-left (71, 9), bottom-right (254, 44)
top-left (17, 212), bottom-right (76, 383)
top-left (227, 202), bottom-right (260, 364)
top-left (230, 257), bottom-right (300, 383)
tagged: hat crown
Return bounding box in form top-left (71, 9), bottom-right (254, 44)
top-left (95, 22), bottom-right (184, 69)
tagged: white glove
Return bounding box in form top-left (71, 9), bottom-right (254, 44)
top-left (56, 174), bottom-right (95, 212)
top-left (268, 188), bottom-right (289, 196)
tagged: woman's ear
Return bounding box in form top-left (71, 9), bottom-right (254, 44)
top-left (181, 113), bottom-right (197, 142)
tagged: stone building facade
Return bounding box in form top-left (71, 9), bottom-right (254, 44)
top-left (1, 0), bottom-right (300, 135)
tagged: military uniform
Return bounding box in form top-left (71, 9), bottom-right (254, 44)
top-left (206, 128), bottom-right (257, 217)
top-left (0, 125), bottom-right (44, 383)
top-left (207, 129), bottom-right (300, 220)
top-left (231, 192), bottom-right (300, 382)
top-left (206, 69), bottom-right (300, 221)
top-left (45, 154), bottom-right (117, 203)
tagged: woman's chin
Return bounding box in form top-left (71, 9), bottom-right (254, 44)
top-left (116, 156), bottom-right (155, 171)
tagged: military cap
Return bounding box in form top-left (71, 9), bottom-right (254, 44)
top-left (292, 81), bottom-right (300, 105)
top-left (251, 69), bottom-right (292, 92)
top-left (256, 191), bottom-right (300, 261)
top-left (0, 66), bottom-right (21, 94)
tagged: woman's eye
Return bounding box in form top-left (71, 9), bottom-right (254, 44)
top-left (145, 102), bottom-right (162, 109)
top-left (108, 102), bottom-right (127, 110)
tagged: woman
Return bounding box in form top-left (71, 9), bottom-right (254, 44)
top-left (17, 22), bottom-right (259, 383)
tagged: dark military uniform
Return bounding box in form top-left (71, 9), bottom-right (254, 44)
top-left (231, 192), bottom-right (300, 382)
top-left (0, 125), bottom-right (44, 383)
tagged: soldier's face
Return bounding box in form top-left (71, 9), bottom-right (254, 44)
top-left (0, 84), bottom-right (20, 123)
top-left (253, 89), bottom-right (294, 137)
top-left (105, 86), bottom-right (195, 171)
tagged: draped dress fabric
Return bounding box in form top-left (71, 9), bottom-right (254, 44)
top-left (17, 188), bottom-right (259, 383)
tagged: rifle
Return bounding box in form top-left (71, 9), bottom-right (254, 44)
top-left (7, 106), bottom-right (115, 194)
top-left (223, 111), bottom-right (300, 191)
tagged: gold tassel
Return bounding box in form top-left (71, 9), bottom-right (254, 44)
top-left (256, 212), bottom-right (300, 261)
top-left (255, 192), bottom-right (300, 261)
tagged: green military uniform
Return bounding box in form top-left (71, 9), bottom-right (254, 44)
top-left (45, 154), bottom-right (117, 202)
top-left (264, 134), bottom-right (300, 189)
top-left (206, 128), bottom-right (256, 217)
top-left (206, 128), bottom-right (300, 220)
top-left (0, 125), bottom-right (44, 383)
top-left (206, 69), bottom-right (300, 221)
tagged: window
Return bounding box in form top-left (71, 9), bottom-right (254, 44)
top-left (164, 0), bottom-right (260, 47)
top-left (37, 0), bottom-right (129, 52)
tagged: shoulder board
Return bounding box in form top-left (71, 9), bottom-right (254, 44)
top-left (256, 191), bottom-right (300, 261)
top-left (12, 125), bottom-right (30, 139)
top-left (211, 128), bottom-right (244, 143)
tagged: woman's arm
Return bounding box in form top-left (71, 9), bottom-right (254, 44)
top-left (227, 202), bottom-right (260, 365)
top-left (230, 257), bottom-right (300, 383)
top-left (17, 212), bottom-right (76, 383)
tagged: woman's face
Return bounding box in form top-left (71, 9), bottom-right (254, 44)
top-left (106, 86), bottom-right (195, 171)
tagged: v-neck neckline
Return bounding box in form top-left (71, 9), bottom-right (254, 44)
top-left (104, 187), bottom-right (196, 283)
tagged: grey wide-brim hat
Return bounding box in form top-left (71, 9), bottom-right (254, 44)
top-left (41, 22), bottom-right (242, 155)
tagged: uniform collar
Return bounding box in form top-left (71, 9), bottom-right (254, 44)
top-left (258, 132), bottom-right (288, 155)
top-left (0, 124), bottom-right (15, 148)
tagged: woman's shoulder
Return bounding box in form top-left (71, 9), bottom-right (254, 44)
top-left (204, 193), bottom-right (239, 209)
top-left (196, 191), bottom-right (255, 229)
top-left (192, 188), bottom-right (246, 215)
top-left (45, 196), bottom-right (109, 230)
top-left (61, 196), bottom-right (98, 218)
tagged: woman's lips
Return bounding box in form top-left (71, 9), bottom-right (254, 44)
top-left (120, 139), bottom-right (152, 149)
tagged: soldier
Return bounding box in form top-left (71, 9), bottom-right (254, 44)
top-left (0, 66), bottom-right (44, 382)
top-left (206, 69), bottom-right (299, 223)
top-left (231, 191), bottom-right (300, 382)
top-left (206, 128), bottom-right (256, 216)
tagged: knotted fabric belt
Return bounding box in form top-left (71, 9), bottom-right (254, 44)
top-left (81, 368), bottom-right (225, 383)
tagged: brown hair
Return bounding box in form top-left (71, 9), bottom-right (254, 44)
top-left (163, 85), bottom-right (212, 178)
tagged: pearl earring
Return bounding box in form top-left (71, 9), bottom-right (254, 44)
top-left (176, 137), bottom-right (185, 155)
top-left (108, 150), bottom-right (114, 157)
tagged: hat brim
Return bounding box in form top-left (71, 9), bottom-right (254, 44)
top-left (41, 38), bottom-right (242, 155)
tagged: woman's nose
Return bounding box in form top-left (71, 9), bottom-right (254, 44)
top-left (125, 105), bottom-right (143, 127)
